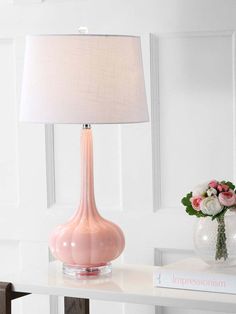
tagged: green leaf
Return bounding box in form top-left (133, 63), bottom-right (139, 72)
top-left (181, 192), bottom-right (192, 207)
top-left (185, 205), bottom-right (196, 216)
top-left (224, 181), bottom-right (235, 190)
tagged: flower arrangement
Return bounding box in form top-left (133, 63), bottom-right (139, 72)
top-left (181, 180), bottom-right (236, 262)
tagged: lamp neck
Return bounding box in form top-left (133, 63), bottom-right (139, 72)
top-left (79, 125), bottom-right (98, 215)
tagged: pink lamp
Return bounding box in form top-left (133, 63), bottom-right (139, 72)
top-left (20, 35), bottom-right (149, 278)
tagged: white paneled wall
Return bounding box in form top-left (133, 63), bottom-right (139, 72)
top-left (158, 32), bottom-right (234, 208)
top-left (0, 39), bottom-right (18, 205)
top-left (0, 1), bottom-right (236, 314)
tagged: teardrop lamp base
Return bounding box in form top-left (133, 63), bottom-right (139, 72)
top-left (63, 263), bottom-right (112, 279)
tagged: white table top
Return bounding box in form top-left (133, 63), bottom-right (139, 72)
top-left (2, 262), bottom-right (236, 313)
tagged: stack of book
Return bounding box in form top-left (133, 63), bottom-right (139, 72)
top-left (153, 258), bottom-right (236, 294)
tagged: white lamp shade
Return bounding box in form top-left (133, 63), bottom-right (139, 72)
top-left (20, 35), bottom-right (149, 124)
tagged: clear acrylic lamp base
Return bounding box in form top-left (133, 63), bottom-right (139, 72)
top-left (63, 263), bottom-right (112, 279)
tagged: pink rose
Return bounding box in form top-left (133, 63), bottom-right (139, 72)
top-left (217, 184), bottom-right (223, 192)
top-left (209, 180), bottom-right (218, 189)
top-left (191, 196), bottom-right (203, 211)
top-left (218, 191), bottom-right (236, 207)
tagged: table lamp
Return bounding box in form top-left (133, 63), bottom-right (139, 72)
top-left (20, 34), bottom-right (149, 278)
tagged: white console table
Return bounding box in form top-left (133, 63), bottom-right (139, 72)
top-left (0, 262), bottom-right (235, 314)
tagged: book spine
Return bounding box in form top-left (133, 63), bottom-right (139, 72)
top-left (153, 270), bottom-right (236, 294)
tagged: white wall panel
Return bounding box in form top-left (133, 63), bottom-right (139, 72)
top-left (53, 124), bottom-right (80, 207)
top-left (0, 0), bottom-right (12, 3)
top-left (121, 123), bottom-right (153, 212)
top-left (21, 295), bottom-right (50, 314)
top-left (90, 300), bottom-right (123, 314)
top-left (0, 39), bottom-right (18, 205)
top-left (93, 125), bottom-right (122, 212)
top-left (17, 242), bottom-right (51, 314)
top-left (0, 240), bottom-right (19, 270)
top-left (125, 304), bottom-right (155, 314)
top-left (19, 241), bottom-right (49, 271)
top-left (155, 248), bottom-right (195, 266)
top-left (157, 33), bottom-right (234, 208)
top-left (124, 246), bottom-right (155, 265)
top-left (0, 240), bottom-right (21, 314)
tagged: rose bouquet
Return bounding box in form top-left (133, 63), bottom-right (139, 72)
top-left (182, 180), bottom-right (236, 261)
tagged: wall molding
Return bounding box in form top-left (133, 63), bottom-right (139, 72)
top-left (157, 30), bottom-right (234, 39)
top-left (155, 247), bottom-right (194, 266)
top-left (45, 124), bottom-right (56, 208)
top-left (232, 32), bottom-right (236, 184)
top-left (150, 33), bottom-right (161, 212)
top-left (50, 296), bottom-right (58, 314)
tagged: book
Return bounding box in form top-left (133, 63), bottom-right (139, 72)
top-left (153, 257), bottom-right (236, 294)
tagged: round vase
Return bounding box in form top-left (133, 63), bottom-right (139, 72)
top-left (194, 212), bottom-right (236, 267)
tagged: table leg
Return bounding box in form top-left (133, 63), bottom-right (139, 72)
top-left (0, 283), bottom-right (12, 314)
top-left (0, 282), bottom-right (30, 314)
top-left (64, 297), bottom-right (89, 314)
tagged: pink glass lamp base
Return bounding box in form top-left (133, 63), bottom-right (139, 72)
top-left (49, 125), bottom-right (125, 279)
top-left (63, 263), bottom-right (112, 278)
